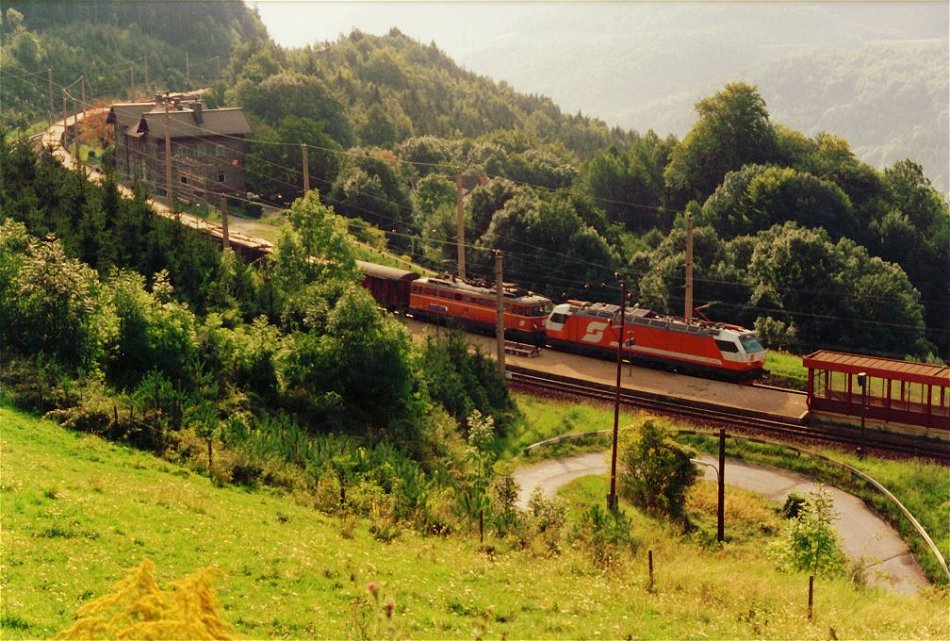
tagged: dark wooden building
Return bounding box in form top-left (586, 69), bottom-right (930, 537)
top-left (107, 98), bottom-right (251, 204)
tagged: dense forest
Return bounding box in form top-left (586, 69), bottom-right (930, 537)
top-left (2, 0), bottom-right (947, 362)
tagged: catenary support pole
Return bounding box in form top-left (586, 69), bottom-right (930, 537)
top-left (456, 168), bottom-right (466, 280)
top-left (608, 277), bottom-right (627, 511)
top-left (685, 211), bottom-right (694, 322)
top-left (495, 251), bottom-right (506, 378)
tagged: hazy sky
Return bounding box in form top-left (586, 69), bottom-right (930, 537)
top-left (248, 1), bottom-right (564, 58)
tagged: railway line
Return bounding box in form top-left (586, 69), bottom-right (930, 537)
top-left (43, 112), bottom-right (950, 457)
top-left (506, 364), bottom-right (949, 462)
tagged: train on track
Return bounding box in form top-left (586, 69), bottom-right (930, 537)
top-left (357, 260), bottom-right (766, 381)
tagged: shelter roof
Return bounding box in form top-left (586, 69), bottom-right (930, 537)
top-left (803, 350), bottom-right (950, 387)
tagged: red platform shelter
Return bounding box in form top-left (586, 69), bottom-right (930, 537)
top-left (804, 350), bottom-right (950, 436)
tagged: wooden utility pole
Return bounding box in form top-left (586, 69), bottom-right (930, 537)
top-left (144, 56), bottom-right (150, 97)
top-left (62, 89), bottom-right (67, 152)
top-left (495, 251), bottom-right (506, 378)
top-left (48, 69), bottom-right (54, 126)
top-left (301, 144), bottom-right (310, 194)
top-left (130, 67), bottom-right (135, 101)
top-left (164, 98), bottom-right (174, 211)
top-left (220, 194), bottom-right (230, 250)
top-left (456, 168), bottom-right (466, 280)
top-left (80, 75), bottom-right (86, 125)
top-left (685, 211), bottom-right (694, 322)
top-left (73, 92), bottom-right (81, 167)
top-left (608, 277), bottom-right (628, 512)
top-left (717, 427), bottom-right (726, 543)
top-left (185, 51), bottom-right (191, 88)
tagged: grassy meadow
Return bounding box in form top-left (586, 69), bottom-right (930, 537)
top-left (2, 399), bottom-right (948, 639)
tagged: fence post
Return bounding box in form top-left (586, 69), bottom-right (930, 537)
top-left (807, 575), bottom-right (814, 620)
top-left (648, 549), bottom-right (654, 592)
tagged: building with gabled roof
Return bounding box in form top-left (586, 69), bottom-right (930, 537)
top-left (107, 97), bottom-right (251, 204)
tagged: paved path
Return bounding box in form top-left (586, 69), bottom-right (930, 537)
top-left (513, 451), bottom-right (929, 594)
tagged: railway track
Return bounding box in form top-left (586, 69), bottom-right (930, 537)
top-left (507, 365), bottom-right (949, 462)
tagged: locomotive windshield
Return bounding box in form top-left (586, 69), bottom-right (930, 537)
top-left (740, 334), bottom-right (765, 353)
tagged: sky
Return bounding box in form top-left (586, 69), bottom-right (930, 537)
top-left (248, 1), bottom-right (543, 54)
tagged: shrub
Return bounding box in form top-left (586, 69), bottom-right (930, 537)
top-left (56, 559), bottom-right (232, 640)
top-left (571, 505), bottom-right (638, 571)
top-left (620, 421), bottom-right (700, 524)
top-left (769, 486), bottom-right (846, 577)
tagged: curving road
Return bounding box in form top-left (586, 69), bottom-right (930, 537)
top-left (513, 451), bottom-right (929, 595)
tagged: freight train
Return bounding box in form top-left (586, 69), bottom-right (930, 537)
top-left (358, 261), bottom-right (766, 381)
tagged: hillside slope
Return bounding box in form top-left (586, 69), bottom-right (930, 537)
top-left (2, 401), bottom-right (949, 639)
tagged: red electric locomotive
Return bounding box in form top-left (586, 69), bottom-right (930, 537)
top-left (544, 301), bottom-right (766, 380)
top-left (408, 276), bottom-right (553, 344)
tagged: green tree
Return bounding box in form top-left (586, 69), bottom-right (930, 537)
top-left (0, 222), bottom-right (112, 372)
top-left (665, 82), bottom-right (781, 205)
top-left (769, 486), bottom-right (846, 577)
top-left (620, 421), bottom-right (699, 524)
top-left (702, 164), bottom-right (855, 239)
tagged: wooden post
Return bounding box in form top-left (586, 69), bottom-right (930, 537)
top-left (48, 69), bottom-right (54, 126)
top-left (164, 98), bottom-right (174, 211)
top-left (61, 89), bottom-right (68, 154)
top-left (456, 168), bottom-right (466, 279)
top-left (220, 194), bottom-right (230, 250)
top-left (685, 211), bottom-right (694, 322)
top-left (301, 144), bottom-right (310, 194)
top-left (807, 575), bottom-right (814, 620)
top-left (495, 251), bottom-right (505, 378)
top-left (648, 549), bottom-right (655, 592)
top-left (608, 278), bottom-right (627, 511)
top-left (717, 427), bottom-right (726, 543)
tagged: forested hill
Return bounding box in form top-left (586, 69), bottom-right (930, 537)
top-left (0, 0), bottom-right (269, 129)
top-left (2, 1), bottom-right (948, 359)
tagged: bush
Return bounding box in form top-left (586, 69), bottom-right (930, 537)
top-left (571, 505), bottom-right (638, 571)
top-left (620, 421), bottom-right (699, 524)
top-left (769, 486), bottom-right (846, 577)
top-left (56, 559), bottom-right (232, 640)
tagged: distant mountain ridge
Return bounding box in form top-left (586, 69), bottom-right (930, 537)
top-left (445, 3), bottom-right (948, 192)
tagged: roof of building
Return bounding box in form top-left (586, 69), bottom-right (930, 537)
top-left (803, 350), bottom-right (950, 387)
top-left (128, 104), bottom-right (251, 139)
top-left (106, 102), bottom-right (155, 129)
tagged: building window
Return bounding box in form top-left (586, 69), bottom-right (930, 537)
top-left (180, 176), bottom-right (188, 184)
top-left (217, 172), bottom-right (225, 183)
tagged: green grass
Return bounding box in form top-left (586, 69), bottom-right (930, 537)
top-left (678, 433), bottom-right (950, 585)
top-left (2, 400), bottom-right (948, 639)
top-left (764, 350), bottom-right (808, 389)
top-left (504, 393), bottom-right (639, 459)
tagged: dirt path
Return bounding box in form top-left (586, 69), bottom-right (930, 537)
top-left (512, 451), bottom-right (929, 594)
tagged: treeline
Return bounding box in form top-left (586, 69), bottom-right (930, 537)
top-left (0, 133), bottom-right (525, 539)
top-left (3, 1), bottom-right (946, 358)
top-left (0, 0), bottom-right (268, 129)
top-left (222, 34), bottom-right (945, 357)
